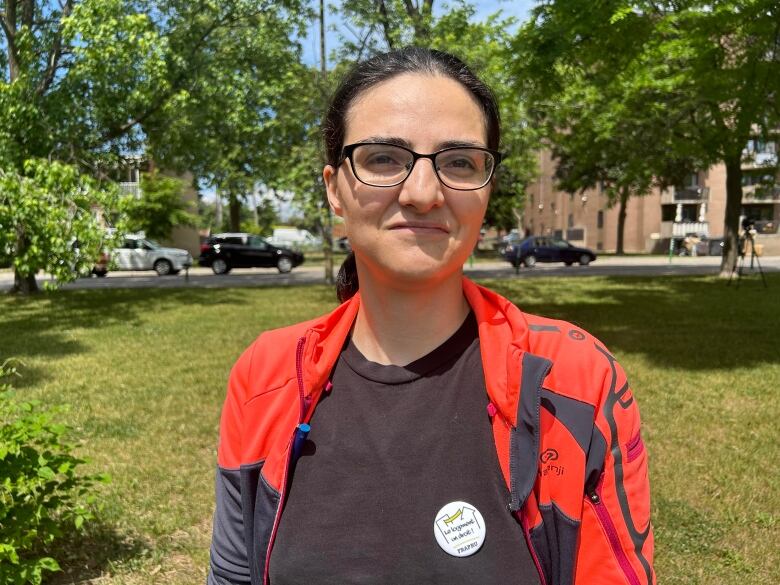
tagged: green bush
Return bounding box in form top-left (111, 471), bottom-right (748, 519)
top-left (0, 360), bottom-right (109, 585)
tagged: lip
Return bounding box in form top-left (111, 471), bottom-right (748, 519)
top-left (387, 221), bottom-right (450, 234)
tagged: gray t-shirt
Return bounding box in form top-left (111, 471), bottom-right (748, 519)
top-left (269, 312), bottom-right (540, 584)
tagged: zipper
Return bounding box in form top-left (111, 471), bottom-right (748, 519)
top-left (625, 432), bottom-right (644, 464)
top-left (262, 335), bottom-right (308, 585)
top-left (587, 474), bottom-right (642, 585)
top-left (516, 511), bottom-right (548, 585)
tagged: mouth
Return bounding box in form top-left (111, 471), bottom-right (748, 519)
top-left (388, 222), bottom-right (450, 234)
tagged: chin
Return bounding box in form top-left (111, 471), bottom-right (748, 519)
top-left (370, 249), bottom-right (467, 287)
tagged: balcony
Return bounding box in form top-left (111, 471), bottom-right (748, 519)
top-left (742, 184), bottom-right (780, 203)
top-left (741, 151), bottom-right (778, 170)
top-left (660, 221), bottom-right (709, 238)
top-left (660, 186), bottom-right (710, 204)
top-left (119, 182), bottom-right (141, 199)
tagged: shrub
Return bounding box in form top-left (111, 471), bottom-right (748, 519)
top-left (0, 360), bottom-right (109, 585)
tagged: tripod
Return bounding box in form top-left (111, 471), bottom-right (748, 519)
top-left (728, 230), bottom-right (768, 288)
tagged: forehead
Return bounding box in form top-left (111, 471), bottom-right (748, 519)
top-left (344, 72), bottom-right (487, 147)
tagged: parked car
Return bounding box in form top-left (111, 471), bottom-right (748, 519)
top-left (199, 233), bottom-right (304, 275)
top-left (267, 227), bottom-right (322, 249)
top-left (501, 236), bottom-right (597, 268)
top-left (113, 234), bottom-right (193, 275)
top-left (334, 236), bottom-right (352, 253)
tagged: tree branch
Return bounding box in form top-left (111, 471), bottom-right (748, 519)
top-left (0, 12), bottom-right (12, 43)
top-left (20, 0), bottom-right (32, 28)
top-left (36, 0), bottom-right (73, 95)
top-left (2, 0), bottom-right (19, 81)
top-left (99, 7), bottom-right (236, 144)
top-left (375, 0), bottom-right (394, 50)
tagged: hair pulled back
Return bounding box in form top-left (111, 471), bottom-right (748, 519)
top-left (324, 47), bottom-right (501, 303)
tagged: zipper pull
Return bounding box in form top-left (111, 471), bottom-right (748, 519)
top-left (588, 490), bottom-right (601, 505)
top-left (292, 423), bottom-right (311, 461)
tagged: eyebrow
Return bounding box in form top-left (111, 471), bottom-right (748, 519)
top-left (353, 136), bottom-right (487, 150)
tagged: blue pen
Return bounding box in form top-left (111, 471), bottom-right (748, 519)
top-left (292, 423), bottom-right (311, 461)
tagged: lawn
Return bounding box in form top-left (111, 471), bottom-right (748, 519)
top-left (0, 274), bottom-right (777, 584)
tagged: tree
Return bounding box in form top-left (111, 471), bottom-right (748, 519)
top-left (0, 159), bottom-right (118, 291)
top-left (0, 0), bottom-right (307, 293)
top-left (121, 171), bottom-right (196, 241)
top-left (518, 65), bottom-right (697, 254)
top-left (511, 0), bottom-right (780, 272)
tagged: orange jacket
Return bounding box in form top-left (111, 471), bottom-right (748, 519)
top-left (208, 278), bottom-right (654, 585)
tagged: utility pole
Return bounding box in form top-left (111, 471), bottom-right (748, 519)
top-left (320, 0), bottom-right (335, 285)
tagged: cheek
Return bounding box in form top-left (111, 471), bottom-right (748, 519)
top-left (453, 192), bottom-right (490, 229)
top-left (338, 178), bottom-right (397, 224)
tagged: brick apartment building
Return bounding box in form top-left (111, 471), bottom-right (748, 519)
top-left (521, 139), bottom-right (780, 255)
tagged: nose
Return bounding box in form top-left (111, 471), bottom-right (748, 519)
top-left (397, 158), bottom-right (445, 212)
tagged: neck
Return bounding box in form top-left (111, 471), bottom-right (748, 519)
top-left (351, 267), bottom-right (470, 366)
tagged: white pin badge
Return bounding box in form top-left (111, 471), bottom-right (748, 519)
top-left (433, 501), bottom-right (486, 557)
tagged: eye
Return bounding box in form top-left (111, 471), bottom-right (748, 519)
top-left (442, 157), bottom-right (477, 170)
top-left (366, 153), bottom-right (402, 166)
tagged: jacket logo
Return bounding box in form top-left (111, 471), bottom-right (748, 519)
top-left (539, 448), bottom-right (565, 477)
top-left (568, 329), bottom-right (586, 341)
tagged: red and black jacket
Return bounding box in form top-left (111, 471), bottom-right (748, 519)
top-left (208, 278), bottom-right (655, 585)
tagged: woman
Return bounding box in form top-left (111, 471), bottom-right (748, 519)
top-left (208, 47), bottom-right (654, 585)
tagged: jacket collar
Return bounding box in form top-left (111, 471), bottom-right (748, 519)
top-left (300, 277), bottom-right (531, 427)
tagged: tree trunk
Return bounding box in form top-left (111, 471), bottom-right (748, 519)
top-left (229, 193), bottom-right (241, 232)
top-left (10, 228), bottom-right (39, 294)
top-left (320, 0), bottom-right (334, 284)
top-left (719, 154), bottom-right (743, 277)
top-left (214, 192), bottom-right (223, 231)
top-left (615, 187), bottom-right (629, 255)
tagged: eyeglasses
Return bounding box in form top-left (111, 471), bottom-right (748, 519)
top-left (338, 142), bottom-right (502, 191)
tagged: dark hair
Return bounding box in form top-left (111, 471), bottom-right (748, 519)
top-left (324, 47), bottom-right (501, 303)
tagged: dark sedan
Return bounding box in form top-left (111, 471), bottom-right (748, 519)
top-left (501, 236), bottom-right (597, 268)
top-left (199, 233), bottom-right (304, 274)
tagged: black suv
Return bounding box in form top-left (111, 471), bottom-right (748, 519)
top-left (199, 233), bottom-right (304, 275)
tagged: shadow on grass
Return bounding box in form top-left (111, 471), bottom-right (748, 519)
top-left (41, 519), bottom-right (150, 585)
top-left (0, 287), bottom-right (250, 369)
top-left (483, 273), bottom-right (780, 371)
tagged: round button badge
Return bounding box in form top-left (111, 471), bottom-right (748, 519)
top-left (433, 501), bottom-right (486, 557)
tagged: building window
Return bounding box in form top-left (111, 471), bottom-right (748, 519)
top-left (662, 205), bottom-right (677, 222)
top-left (597, 210), bottom-right (604, 229)
top-left (682, 204), bottom-right (699, 222)
top-left (683, 172), bottom-right (700, 188)
top-left (567, 213), bottom-right (574, 228)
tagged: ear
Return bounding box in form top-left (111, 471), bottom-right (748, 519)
top-left (323, 165), bottom-right (344, 217)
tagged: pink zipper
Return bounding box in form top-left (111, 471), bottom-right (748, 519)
top-left (587, 475), bottom-right (641, 585)
top-left (517, 511), bottom-right (548, 585)
top-left (626, 432), bottom-right (644, 464)
top-left (262, 336), bottom-right (308, 585)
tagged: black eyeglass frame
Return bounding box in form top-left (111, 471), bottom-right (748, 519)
top-left (338, 142), bottom-right (504, 191)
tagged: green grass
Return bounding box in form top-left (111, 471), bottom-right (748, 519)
top-left (0, 274), bottom-right (777, 584)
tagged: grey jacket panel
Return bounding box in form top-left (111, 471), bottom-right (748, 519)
top-left (209, 466), bottom-right (252, 584)
top-left (208, 462), bottom-right (280, 585)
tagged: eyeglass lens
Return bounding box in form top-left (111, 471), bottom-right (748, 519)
top-left (351, 144), bottom-right (495, 189)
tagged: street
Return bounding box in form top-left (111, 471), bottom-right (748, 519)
top-left (1, 255), bottom-right (778, 292)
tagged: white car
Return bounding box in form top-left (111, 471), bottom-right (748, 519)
top-left (113, 235), bottom-right (193, 276)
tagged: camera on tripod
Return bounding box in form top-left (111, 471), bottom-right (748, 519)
top-left (729, 216), bottom-right (767, 288)
top-left (739, 218), bottom-right (758, 257)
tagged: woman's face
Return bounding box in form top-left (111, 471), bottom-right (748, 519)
top-left (324, 72), bottom-right (491, 289)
